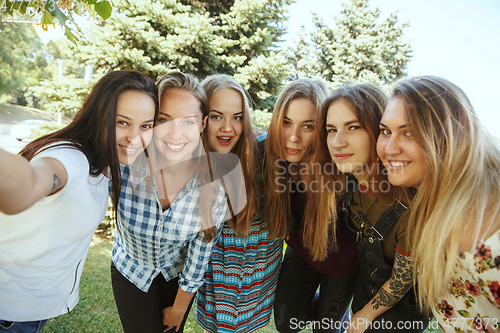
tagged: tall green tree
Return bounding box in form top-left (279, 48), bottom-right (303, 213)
top-left (288, 0), bottom-right (411, 87)
top-left (72, 0), bottom-right (294, 109)
top-left (285, 26), bottom-right (315, 80)
top-left (0, 14), bottom-right (55, 104)
top-left (25, 38), bottom-right (100, 114)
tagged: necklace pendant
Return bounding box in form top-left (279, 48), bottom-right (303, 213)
top-left (357, 222), bottom-right (365, 241)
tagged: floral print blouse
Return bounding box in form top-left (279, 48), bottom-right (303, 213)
top-left (433, 229), bottom-right (500, 333)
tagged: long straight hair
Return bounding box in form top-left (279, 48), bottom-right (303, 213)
top-left (155, 71), bottom-right (221, 241)
top-left (314, 82), bottom-right (408, 203)
top-left (310, 83), bottom-right (403, 256)
top-left (20, 70), bottom-right (159, 217)
top-left (392, 76), bottom-right (500, 310)
top-left (316, 83), bottom-right (388, 178)
top-left (201, 74), bottom-right (259, 236)
top-left (264, 78), bottom-right (330, 260)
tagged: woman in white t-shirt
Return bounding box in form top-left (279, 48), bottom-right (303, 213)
top-left (0, 70), bottom-right (158, 333)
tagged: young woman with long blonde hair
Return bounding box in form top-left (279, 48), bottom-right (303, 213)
top-left (315, 83), bottom-right (431, 332)
top-left (110, 72), bottom-right (227, 333)
top-left (196, 74), bottom-right (283, 333)
top-left (266, 78), bottom-right (359, 333)
top-left (377, 76), bottom-right (500, 332)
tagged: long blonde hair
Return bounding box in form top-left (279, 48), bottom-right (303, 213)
top-left (155, 71), bottom-right (220, 241)
top-left (202, 74), bottom-right (259, 236)
top-left (264, 78), bottom-right (330, 260)
top-left (393, 76), bottom-right (500, 310)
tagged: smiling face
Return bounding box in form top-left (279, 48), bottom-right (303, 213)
top-left (207, 88), bottom-right (244, 153)
top-left (115, 90), bottom-right (156, 165)
top-left (326, 99), bottom-right (372, 178)
top-left (154, 88), bottom-right (206, 164)
top-left (377, 97), bottom-right (428, 188)
top-left (280, 98), bottom-right (317, 163)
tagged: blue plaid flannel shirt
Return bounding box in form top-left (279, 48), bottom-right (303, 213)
top-left (111, 164), bottom-right (226, 293)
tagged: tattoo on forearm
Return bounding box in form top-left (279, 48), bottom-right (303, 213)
top-left (371, 253), bottom-right (414, 310)
top-left (51, 173), bottom-right (62, 193)
top-left (372, 288), bottom-right (398, 310)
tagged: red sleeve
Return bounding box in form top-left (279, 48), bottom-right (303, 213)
top-left (395, 247), bottom-right (411, 257)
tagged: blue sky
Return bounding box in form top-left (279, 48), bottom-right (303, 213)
top-left (38, 0), bottom-right (500, 137)
top-left (282, 0), bottom-right (500, 137)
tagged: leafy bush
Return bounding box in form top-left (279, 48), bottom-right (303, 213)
top-left (31, 121), bottom-right (67, 139)
top-left (28, 79), bottom-right (94, 117)
top-left (250, 109), bottom-right (273, 130)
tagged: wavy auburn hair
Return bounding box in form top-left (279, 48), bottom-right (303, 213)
top-left (264, 78), bottom-right (330, 260)
top-left (202, 74), bottom-right (259, 236)
top-left (392, 76), bottom-right (500, 310)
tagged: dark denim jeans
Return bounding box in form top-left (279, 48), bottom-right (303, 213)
top-left (274, 246), bottom-right (357, 333)
top-left (0, 319), bottom-right (47, 333)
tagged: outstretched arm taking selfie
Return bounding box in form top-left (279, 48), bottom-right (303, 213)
top-left (347, 252), bottom-right (414, 333)
top-left (0, 148), bottom-right (67, 215)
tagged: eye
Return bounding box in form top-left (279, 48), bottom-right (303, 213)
top-left (303, 124), bottom-right (315, 132)
top-left (157, 117), bottom-right (169, 123)
top-left (327, 128), bottom-right (337, 134)
top-left (210, 115), bottom-right (222, 120)
top-left (142, 123), bottom-right (153, 130)
top-left (348, 125), bottom-right (361, 131)
top-left (233, 115), bottom-right (242, 121)
top-left (380, 128), bottom-right (391, 135)
top-left (117, 120), bottom-right (127, 126)
top-left (185, 119), bottom-right (196, 125)
top-left (404, 131), bottom-right (412, 137)
top-left (283, 120), bottom-right (291, 126)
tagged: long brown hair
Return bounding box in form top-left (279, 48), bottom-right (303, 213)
top-left (202, 74), bottom-right (259, 236)
top-left (264, 78), bottom-right (330, 260)
top-left (20, 70), bottom-right (159, 217)
top-left (311, 83), bottom-right (408, 258)
top-left (315, 83), bottom-right (405, 195)
top-left (392, 76), bottom-right (500, 310)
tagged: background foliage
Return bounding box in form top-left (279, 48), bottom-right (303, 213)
top-left (286, 0), bottom-right (411, 88)
top-left (0, 13), bottom-right (55, 105)
top-left (71, 0), bottom-right (294, 109)
top-left (29, 79), bottom-right (94, 116)
top-left (1, 0), bottom-right (412, 128)
top-left (2, 0), bottom-right (112, 42)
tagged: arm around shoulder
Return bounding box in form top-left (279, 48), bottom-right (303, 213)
top-left (0, 147), bottom-right (68, 215)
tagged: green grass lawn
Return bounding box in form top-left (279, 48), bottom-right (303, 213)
top-left (41, 234), bottom-right (281, 333)
top-left (42, 235), bottom-right (122, 332)
top-left (42, 234), bottom-right (441, 333)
